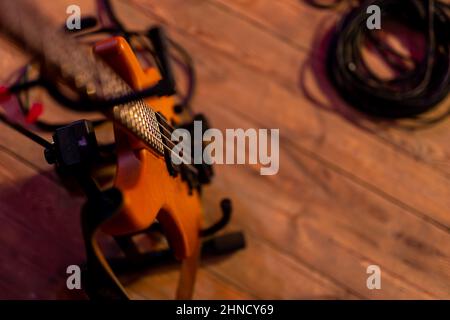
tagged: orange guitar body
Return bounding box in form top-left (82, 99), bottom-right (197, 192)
top-left (93, 37), bottom-right (202, 264)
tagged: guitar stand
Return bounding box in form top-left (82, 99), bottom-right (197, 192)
top-left (45, 120), bottom-right (246, 300)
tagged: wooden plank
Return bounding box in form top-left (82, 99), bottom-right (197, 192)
top-left (126, 0), bottom-right (450, 229)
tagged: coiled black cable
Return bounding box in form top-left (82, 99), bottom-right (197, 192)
top-left (326, 0), bottom-right (450, 120)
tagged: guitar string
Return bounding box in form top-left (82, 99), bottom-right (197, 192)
top-left (119, 117), bottom-right (198, 174)
top-left (154, 116), bottom-right (205, 172)
top-left (119, 97), bottom-right (197, 172)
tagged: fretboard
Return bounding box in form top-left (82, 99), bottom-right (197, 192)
top-left (0, 0), bottom-right (165, 155)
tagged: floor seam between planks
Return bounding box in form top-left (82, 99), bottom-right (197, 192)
top-left (241, 230), bottom-right (365, 299)
top-left (211, 0), bottom-right (314, 53)
top-left (203, 268), bottom-right (261, 299)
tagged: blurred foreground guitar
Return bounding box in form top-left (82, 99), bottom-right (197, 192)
top-left (0, 0), bottom-right (205, 299)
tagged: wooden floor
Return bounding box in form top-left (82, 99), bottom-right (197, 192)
top-left (0, 0), bottom-right (449, 299)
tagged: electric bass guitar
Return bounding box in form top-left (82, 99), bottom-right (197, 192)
top-left (0, 0), bottom-right (210, 299)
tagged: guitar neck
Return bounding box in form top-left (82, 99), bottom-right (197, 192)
top-left (0, 0), bottom-right (165, 155)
